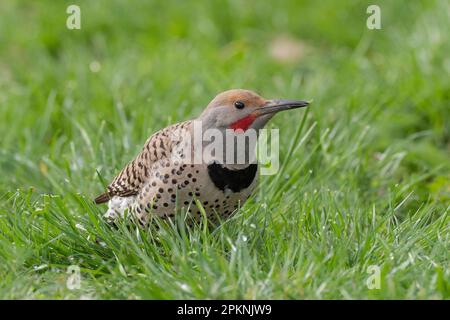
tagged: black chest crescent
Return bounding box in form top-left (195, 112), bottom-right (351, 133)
top-left (207, 162), bottom-right (258, 193)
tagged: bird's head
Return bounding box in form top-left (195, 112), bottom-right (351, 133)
top-left (198, 89), bottom-right (309, 132)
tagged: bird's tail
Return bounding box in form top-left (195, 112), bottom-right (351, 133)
top-left (94, 192), bottom-right (111, 204)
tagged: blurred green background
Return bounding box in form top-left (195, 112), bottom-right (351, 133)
top-left (0, 0), bottom-right (448, 299)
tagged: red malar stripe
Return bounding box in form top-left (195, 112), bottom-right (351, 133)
top-left (229, 114), bottom-right (257, 132)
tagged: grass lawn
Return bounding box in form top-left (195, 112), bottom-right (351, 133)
top-left (0, 0), bottom-right (448, 299)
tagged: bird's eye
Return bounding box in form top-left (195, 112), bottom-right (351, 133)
top-left (234, 101), bottom-right (245, 109)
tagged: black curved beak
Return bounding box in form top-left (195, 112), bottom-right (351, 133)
top-left (256, 99), bottom-right (310, 116)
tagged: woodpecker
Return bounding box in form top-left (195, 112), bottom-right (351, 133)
top-left (95, 89), bottom-right (309, 225)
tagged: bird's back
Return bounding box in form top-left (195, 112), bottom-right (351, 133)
top-left (95, 120), bottom-right (192, 204)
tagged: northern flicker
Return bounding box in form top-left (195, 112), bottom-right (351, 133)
top-left (94, 89), bottom-right (309, 225)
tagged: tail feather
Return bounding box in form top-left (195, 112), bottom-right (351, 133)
top-left (94, 192), bottom-right (111, 204)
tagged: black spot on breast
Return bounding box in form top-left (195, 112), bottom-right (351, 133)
top-left (207, 162), bottom-right (257, 193)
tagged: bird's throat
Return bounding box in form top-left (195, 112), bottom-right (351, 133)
top-left (229, 114), bottom-right (257, 132)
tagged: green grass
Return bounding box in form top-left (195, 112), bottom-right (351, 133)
top-left (0, 0), bottom-right (448, 299)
